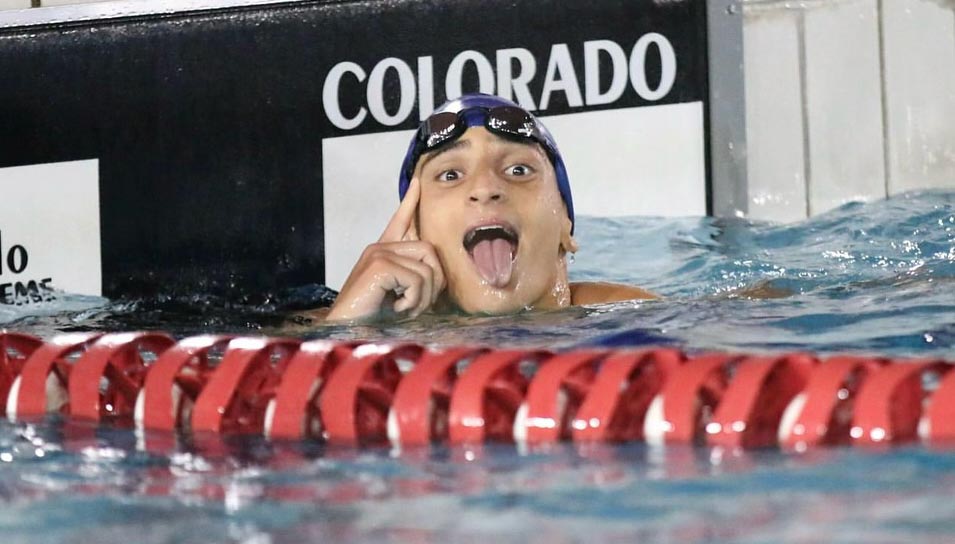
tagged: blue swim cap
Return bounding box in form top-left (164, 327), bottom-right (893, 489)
top-left (398, 93), bottom-right (574, 233)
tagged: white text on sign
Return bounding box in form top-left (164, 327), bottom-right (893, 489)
top-left (323, 34), bottom-right (678, 130)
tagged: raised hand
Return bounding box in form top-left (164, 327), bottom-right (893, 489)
top-left (326, 178), bottom-right (447, 321)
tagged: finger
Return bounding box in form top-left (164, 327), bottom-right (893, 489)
top-left (367, 255), bottom-right (424, 315)
top-left (402, 213), bottom-right (420, 242)
top-left (374, 242), bottom-right (446, 302)
top-left (379, 177), bottom-right (421, 243)
top-left (401, 178), bottom-right (421, 241)
top-left (385, 254), bottom-right (434, 316)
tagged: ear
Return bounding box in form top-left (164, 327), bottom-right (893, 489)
top-left (559, 215), bottom-right (578, 254)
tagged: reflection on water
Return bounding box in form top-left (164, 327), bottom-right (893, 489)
top-left (1, 417), bottom-right (955, 543)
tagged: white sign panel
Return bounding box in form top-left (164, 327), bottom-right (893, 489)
top-left (0, 159), bottom-right (102, 301)
top-left (323, 103), bottom-right (705, 291)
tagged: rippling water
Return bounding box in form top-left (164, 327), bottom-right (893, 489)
top-left (10, 190), bottom-right (955, 355)
top-left (3, 191), bottom-right (955, 542)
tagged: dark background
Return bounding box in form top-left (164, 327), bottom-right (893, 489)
top-left (0, 0), bottom-right (708, 298)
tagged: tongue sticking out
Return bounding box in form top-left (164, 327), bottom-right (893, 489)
top-left (471, 238), bottom-right (514, 287)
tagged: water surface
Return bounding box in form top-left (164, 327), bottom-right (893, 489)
top-left (3, 192), bottom-right (955, 543)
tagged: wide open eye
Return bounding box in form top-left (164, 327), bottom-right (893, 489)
top-left (437, 169), bottom-right (462, 182)
top-left (505, 164), bottom-right (534, 177)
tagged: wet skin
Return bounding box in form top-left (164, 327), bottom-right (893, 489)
top-left (325, 127), bottom-right (654, 322)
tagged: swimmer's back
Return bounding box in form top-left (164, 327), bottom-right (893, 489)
top-left (570, 282), bottom-right (657, 305)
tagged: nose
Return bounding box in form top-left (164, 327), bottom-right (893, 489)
top-left (468, 169), bottom-right (506, 204)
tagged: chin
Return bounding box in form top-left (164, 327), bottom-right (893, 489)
top-left (449, 287), bottom-right (530, 316)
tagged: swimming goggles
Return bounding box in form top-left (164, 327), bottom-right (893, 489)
top-left (405, 106), bottom-right (552, 179)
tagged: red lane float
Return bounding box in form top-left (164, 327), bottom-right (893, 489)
top-left (515, 350), bottom-right (606, 444)
top-left (647, 352), bottom-right (740, 445)
top-left (851, 360), bottom-right (950, 445)
top-left (191, 337), bottom-right (300, 433)
top-left (8, 332), bottom-right (103, 419)
top-left (707, 353), bottom-right (815, 449)
top-left (69, 332), bottom-right (175, 423)
top-left (779, 355), bottom-right (886, 450)
top-left (927, 368), bottom-right (955, 443)
top-left (571, 349), bottom-right (683, 443)
top-left (266, 340), bottom-right (357, 440)
top-left (0, 331), bottom-right (953, 451)
top-left (448, 349), bottom-right (550, 445)
top-left (321, 343), bottom-right (421, 445)
top-left (0, 332), bottom-right (43, 416)
top-left (137, 335), bottom-right (234, 431)
top-left (389, 346), bottom-right (487, 446)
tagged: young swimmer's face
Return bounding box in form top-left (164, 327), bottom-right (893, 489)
top-left (413, 127), bottom-right (576, 314)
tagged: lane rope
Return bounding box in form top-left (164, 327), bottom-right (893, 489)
top-left (1, 332), bottom-right (951, 450)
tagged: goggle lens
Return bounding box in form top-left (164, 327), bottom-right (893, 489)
top-left (485, 106), bottom-right (537, 139)
top-left (416, 106), bottom-right (540, 151)
top-left (421, 112), bottom-right (464, 148)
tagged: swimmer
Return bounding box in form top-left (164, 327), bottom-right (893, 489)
top-left (324, 93), bottom-right (655, 322)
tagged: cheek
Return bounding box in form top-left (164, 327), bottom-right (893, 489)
top-left (417, 210), bottom-right (437, 239)
top-left (419, 201), bottom-right (461, 253)
top-left (417, 198), bottom-right (445, 239)
top-left (540, 180), bottom-right (565, 209)
top-left (524, 188), bottom-right (565, 237)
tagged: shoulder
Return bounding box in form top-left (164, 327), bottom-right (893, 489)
top-left (570, 281), bottom-right (658, 305)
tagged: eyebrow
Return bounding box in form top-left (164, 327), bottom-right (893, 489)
top-left (418, 139), bottom-right (471, 172)
top-left (417, 136), bottom-right (544, 174)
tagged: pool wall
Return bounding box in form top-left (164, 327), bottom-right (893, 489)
top-left (742, 0), bottom-right (955, 222)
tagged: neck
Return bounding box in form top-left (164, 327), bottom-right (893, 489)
top-left (527, 255), bottom-right (572, 310)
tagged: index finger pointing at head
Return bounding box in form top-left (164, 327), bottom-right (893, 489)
top-left (379, 177), bottom-right (420, 243)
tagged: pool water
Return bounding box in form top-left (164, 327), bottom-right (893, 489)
top-left (3, 191), bottom-right (955, 542)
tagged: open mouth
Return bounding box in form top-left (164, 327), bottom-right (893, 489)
top-left (463, 224), bottom-right (519, 288)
